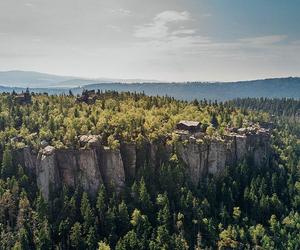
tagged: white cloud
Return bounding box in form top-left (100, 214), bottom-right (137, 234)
top-left (172, 29), bottom-right (196, 35)
top-left (134, 10), bottom-right (191, 39)
top-left (107, 8), bottom-right (131, 16)
top-left (134, 11), bottom-right (290, 59)
top-left (154, 10), bottom-right (190, 23)
top-left (239, 35), bottom-right (287, 46)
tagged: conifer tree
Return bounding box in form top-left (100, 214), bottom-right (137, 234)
top-left (1, 147), bottom-right (14, 178)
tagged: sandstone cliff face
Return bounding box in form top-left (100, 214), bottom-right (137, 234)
top-left (99, 147), bottom-right (125, 192)
top-left (176, 141), bottom-right (208, 185)
top-left (120, 143), bottom-right (136, 182)
top-left (36, 146), bottom-right (60, 200)
top-left (207, 139), bottom-right (228, 175)
top-left (35, 147), bottom-right (106, 200)
top-left (14, 127), bottom-right (271, 200)
top-left (34, 144), bottom-right (127, 200)
top-left (176, 128), bottom-right (271, 186)
top-left (14, 146), bottom-right (37, 174)
top-left (55, 149), bottom-right (103, 196)
top-left (77, 150), bottom-right (103, 194)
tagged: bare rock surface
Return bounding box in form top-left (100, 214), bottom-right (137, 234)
top-left (13, 126), bottom-right (271, 199)
top-left (36, 146), bottom-right (59, 200)
top-left (99, 147), bottom-right (125, 192)
top-left (120, 143), bottom-right (136, 182)
top-left (176, 128), bottom-right (271, 186)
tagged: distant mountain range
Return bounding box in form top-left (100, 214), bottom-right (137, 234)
top-left (0, 70), bottom-right (158, 88)
top-left (0, 70), bottom-right (299, 101)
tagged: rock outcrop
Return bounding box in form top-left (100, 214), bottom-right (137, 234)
top-left (99, 147), bottom-right (125, 192)
top-left (55, 149), bottom-right (103, 195)
top-left (176, 141), bottom-right (209, 185)
top-left (36, 146), bottom-right (60, 200)
top-left (176, 127), bottom-right (271, 185)
top-left (120, 143), bottom-right (137, 182)
top-left (13, 126), bottom-right (272, 200)
top-left (33, 144), bottom-right (129, 200)
top-left (14, 146), bottom-right (37, 174)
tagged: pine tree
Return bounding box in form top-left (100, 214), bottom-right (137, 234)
top-left (17, 228), bottom-right (31, 250)
top-left (210, 113), bottom-right (219, 128)
top-left (86, 225), bottom-right (97, 249)
top-left (116, 201), bottom-right (130, 235)
top-left (139, 178), bottom-right (152, 213)
top-left (149, 225), bottom-right (171, 250)
top-left (1, 147), bottom-right (14, 178)
top-left (96, 184), bottom-right (107, 221)
top-left (70, 222), bottom-right (83, 249)
top-left (35, 219), bottom-right (52, 250)
top-left (80, 192), bottom-right (94, 233)
top-left (36, 192), bottom-right (48, 221)
top-left (130, 209), bottom-right (152, 248)
top-left (98, 241), bottom-right (111, 250)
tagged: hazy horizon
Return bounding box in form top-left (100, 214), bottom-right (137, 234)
top-left (1, 0), bottom-right (300, 82)
top-left (1, 69), bottom-right (300, 86)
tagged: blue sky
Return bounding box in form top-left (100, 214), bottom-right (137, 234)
top-left (0, 0), bottom-right (299, 81)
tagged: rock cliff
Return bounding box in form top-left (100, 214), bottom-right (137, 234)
top-left (14, 126), bottom-right (271, 200)
top-left (98, 147), bottom-right (125, 192)
top-left (176, 127), bottom-right (271, 185)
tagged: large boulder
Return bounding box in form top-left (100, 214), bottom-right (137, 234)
top-left (79, 135), bottom-right (101, 148)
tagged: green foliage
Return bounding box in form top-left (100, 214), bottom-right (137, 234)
top-left (0, 91), bottom-right (267, 149)
top-left (70, 222), bottom-right (83, 249)
top-left (98, 241), bottom-right (111, 250)
top-left (0, 93), bottom-right (298, 248)
top-left (1, 146), bottom-right (14, 178)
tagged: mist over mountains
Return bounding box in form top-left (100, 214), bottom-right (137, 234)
top-left (0, 70), bottom-right (158, 88)
top-left (0, 70), bottom-right (299, 101)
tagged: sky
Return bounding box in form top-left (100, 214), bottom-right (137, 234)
top-left (0, 0), bottom-right (300, 82)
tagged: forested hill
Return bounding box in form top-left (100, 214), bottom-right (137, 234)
top-left (0, 92), bottom-right (299, 249)
top-left (77, 77), bottom-right (300, 101)
top-left (227, 98), bottom-right (300, 118)
top-left (0, 74), bottom-right (299, 101)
